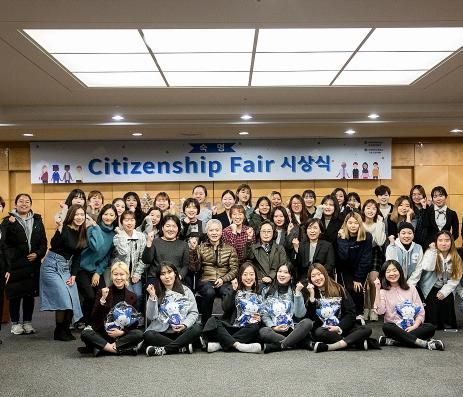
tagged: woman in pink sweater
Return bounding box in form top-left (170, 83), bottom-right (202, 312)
top-left (374, 260), bottom-right (444, 351)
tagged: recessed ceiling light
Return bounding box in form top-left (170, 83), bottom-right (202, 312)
top-left (241, 114), bottom-right (253, 120)
top-left (344, 129), bottom-right (356, 135)
top-left (239, 131), bottom-right (249, 135)
top-left (132, 132), bottom-right (143, 136)
top-left (450, 128), bottom-right (462, 133)
top-left (112, 114), bottom-right (125, 121)
top-left (23, 133), bottom-right (34, 137)
top-left (368, 113), bottom-right (380, 119)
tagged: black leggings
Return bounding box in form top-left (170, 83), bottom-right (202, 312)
top-left (382, 322), bottom-right (436, 347)
top-left (9, 296), bottom-right (35, 323)
top-left (144, 324), bottom-right (203, 354)
top-left (259, 319), bottom-right (313, 348)
top-left (76, 269), bottom-right (105, 325)
top-left (203, 317), bottom-right (260, 351)
top-left (313, 325), bottom-right (372, 347)
top-left (81, 328), bottom-right (143, 351)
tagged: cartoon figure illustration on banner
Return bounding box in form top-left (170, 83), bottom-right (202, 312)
top-left (39, 164), bottom-right (49, 184)
top-left (361, 162), bottom-right (370, 179)
top-left (372, 162), bottom-right (379, 179)
top-left (336, 161), bottom-right (350, 179)
top-left (75, 165), bottom-right (83, 183)
top-left (51, 165), bottom-right (61, 183)
top-left (352, 161), bottom-right (359, 179)
top-left (62, 165), bottom-right (73, 183)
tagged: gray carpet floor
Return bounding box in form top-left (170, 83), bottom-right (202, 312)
top-left (1, 299), bottom-right (462, 397)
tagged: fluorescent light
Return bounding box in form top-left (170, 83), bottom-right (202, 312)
top-left (450, 128), bottom-right (462, 133)
top-left (23, 29), bottom-right (147, 53)
top-left (23, 133), bottom-right (34, 137)
top-left (241, 114), bottom-right (253, 120)
top-left (346, 52), bottom-right (452, 70)
top-left (164, 72), bottom-right (248, 86)
top-left (52, 54), bottom-right (158, 72)
top-left (252, 71), bottom-right (336, 86)
top-left (239, 131), bottom-right (249, 135)
top-left (74, 72), bottom-right (166, 87)
top-left (344, 129), bottom-right (356, 135)
top-left (333, 70), bottom-right (425, 85)
top-left (143, 29), bottom-right (255, 52)
top-left (257, 28), bottom-right (370, 52)
top-left (361, 28), bottom-right (463, 51)
top-left (368, 113), bottom-right (380, 119)
top-left (253, 52), bottom-right (351, 71)
top-left (155, 53), bottom-right (252, 72)
top-left (112, 114), bottom-right (124, 121)
top-left (132, 132), bottom-right (143, 136)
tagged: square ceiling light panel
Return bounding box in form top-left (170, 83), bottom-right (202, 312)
top-left (142, 29), bottom-right (255, 53)
top-left (345, 51), bottom-right (453, 70)
top-left (164, 71), bottom-right (249, 86)
top-left (252, 71), bottom-right (338, 86)
top-left (360, 27), bottom-right (463, 51)
top-left (52, 53), bottom-right (158, 72)
top-left (23, 29), bottom-right (147, 53)
top-left (256, 28), bottom-right (371, 52)
top-left (253, 52), bottom-right (352, 71)
top-left (333, 70), bottom-right (426, 85)
top-left (155, 52), bottom-right (252, 72)
top-left (74, 72), bottom-right (166, 87)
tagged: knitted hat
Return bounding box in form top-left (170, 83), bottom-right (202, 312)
top-left (398, 222), bottom-right (415, 233)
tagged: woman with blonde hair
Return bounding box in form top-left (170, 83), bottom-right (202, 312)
top-left (79, 261), bottom-right (143, 356)
top-left (336, 212), bottom-right (373, 321)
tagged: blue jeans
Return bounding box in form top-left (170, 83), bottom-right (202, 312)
top-left (127, 280), bottom-right (143, 312)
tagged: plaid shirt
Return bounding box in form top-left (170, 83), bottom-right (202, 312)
top-left (222, 225), bottom-right (255, 265)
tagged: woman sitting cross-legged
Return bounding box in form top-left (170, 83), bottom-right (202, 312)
top-left (202, 262), bottom-right (263, 354)
top-left (80, 262), bottom-right (144, 356)
top-left (305, 263), bottom-right (372, 353)
top-left (373, 260), bottom-right (444, 351)
top-left (260, 263), bottom-right (313, 353)
top-left (143, 263), bottom-right (202, 356)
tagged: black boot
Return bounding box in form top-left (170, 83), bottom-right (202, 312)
top-left (63, 321), bottom-right (76, 341)
top-left (54, 324), bottom-right (72, 341)
top-left (117, 347), bottom-right (138, 356)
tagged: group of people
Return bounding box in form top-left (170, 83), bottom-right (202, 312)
top-left (0, 182), bottom-right (461, 355)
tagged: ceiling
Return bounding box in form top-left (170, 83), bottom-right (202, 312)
top-left (1, 0), bottom-right (463, 141)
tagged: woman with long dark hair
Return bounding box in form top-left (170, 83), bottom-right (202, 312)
top-left (40, 204), bottom-right (86, 341)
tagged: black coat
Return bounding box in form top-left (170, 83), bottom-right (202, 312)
top-left (320, 217), bottom-right (343, 245)
top-left (294, 239), bottom-right (336, 276)
top-left (2, 214), bottom-right (47, 299)
top-left (423, 205), bottom-right (459, 246)
top-left (212, 211), bottom-right (231, 229)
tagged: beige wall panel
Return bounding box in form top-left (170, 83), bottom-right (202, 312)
top-left (0, 170), bottom-right (9, 200)
top-left (44, 199), bottom-right (62, 229)
top-left (415, 142), bottom-right (463, 166)
top-left (384, 168), bottom-right (413, 197)
top-left (112, 183), bottom-right (146, 199)
top-left (145, 182), bottom-right (180, 199)
top-left (32, 199), bottom-right (45, 218)
top-left (391, 143), bottom-right (414, 167)
top-left (248, 180), bottom-right (280, 199)
top-left (78, 183), bottom-right (113, 201)
top-left (9, 171), bottom-right (33, 200)
top-left (0, 147), bottom-right (9, 170)
top-left (447, 195), bottom-right (463, 219)
top-left (9, 146), bottom-right (30, 171)
top-left (347, 180), bottom-right (380, 196)
top-left (314, 180), bottom-right (347, 196)
top-left (44, 184), bottom-right (73, 200)
top-left (414, 166), bottom-right (449, 194)
top-left (280, 180), bottom-right (310, 198)
top-left (448, 166), bottom-right (463, 195)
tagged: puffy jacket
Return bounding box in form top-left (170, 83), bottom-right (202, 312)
top-left (190, 240), bottom-right (239, 283)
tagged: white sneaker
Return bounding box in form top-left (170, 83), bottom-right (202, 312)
top-left (235, 342), bottom-right (262, 354)
top-left (22, 323), bottom-right (36, 334)
top-left (179, 344), bottom-right (193, 354)
top-left (207, 342), bottom-right (222, 353)
top-left (356, 315), bottom-right (366, 326)
top-left (11, 324), bottom-right (24, 335)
